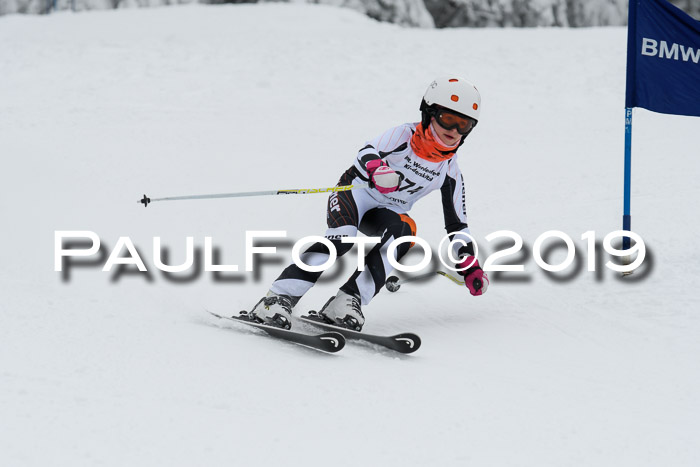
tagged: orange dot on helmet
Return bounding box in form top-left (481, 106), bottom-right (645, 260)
top-left (451, 95), bottom-right (459, 102)
top-left (473, 103), bottom-right (479, 110)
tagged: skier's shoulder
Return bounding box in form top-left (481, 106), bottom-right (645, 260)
top-left (379, 121), bottom-right (416, 135)
top-left (370, 122), bottom-right (417, 151)
top-left (444, 152), bottom-right (463, 172)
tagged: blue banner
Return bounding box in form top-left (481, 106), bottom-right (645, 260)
top-left (626, 0), bottom-right (700, 117)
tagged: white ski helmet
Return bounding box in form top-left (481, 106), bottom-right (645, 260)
top-left (420, 76), bottom-right (481, 135)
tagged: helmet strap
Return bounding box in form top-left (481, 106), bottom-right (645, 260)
top-left (419, 99), bottom-right (431, 129)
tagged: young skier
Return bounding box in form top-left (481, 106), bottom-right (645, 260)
top-left (248, 76), bottom-right (489, 331)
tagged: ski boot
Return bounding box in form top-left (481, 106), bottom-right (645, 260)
top-left (246, 291), bottom-right (294, 329)
top-left (318, 290), bottom-right (365, 331)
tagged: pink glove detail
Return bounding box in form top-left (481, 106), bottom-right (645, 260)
top-left (457, 256), bottom-right (489, 296)
top-left (366, 159), bottom-right (399, 194)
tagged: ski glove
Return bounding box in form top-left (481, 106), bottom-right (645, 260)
top-left (457, 256), bottom-right (489, 296)
top-left (365, 159), bottom-right (399, 194)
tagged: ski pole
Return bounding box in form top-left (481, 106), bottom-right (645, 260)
top-left (137, 183), bottom-right (369, 207)
top-left (385, 270), bottom-right (464, 292)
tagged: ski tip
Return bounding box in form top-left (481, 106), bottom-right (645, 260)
top-left (318, 332), bottom-right (346, 352)
top-left (390, 333), bottom-right (422, 354)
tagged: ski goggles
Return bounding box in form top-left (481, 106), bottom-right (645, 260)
top-left (431, 108), bottom-right (477, 135)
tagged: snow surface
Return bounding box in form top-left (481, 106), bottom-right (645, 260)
top-left (1, 4), bottom-right (699, 466)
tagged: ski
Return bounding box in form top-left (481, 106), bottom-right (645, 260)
top-left (301, 311), bottom-right (421, 354)
top-left (206, 310), bottom-right (345, 353)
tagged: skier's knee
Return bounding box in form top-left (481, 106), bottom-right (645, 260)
top-left (399, 214), bottom-right (417, 237)
top-left (385, 215), bottom-right (417, 250)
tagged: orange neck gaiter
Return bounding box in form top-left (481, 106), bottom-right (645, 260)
top-left (410, 123), bottom-right (459, 163)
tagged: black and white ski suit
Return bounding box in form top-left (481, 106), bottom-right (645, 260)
top-left (270, 122), bottom-right (474, 306)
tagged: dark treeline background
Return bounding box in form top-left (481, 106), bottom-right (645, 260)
top-left (1, 0), bottom-right (699, 26)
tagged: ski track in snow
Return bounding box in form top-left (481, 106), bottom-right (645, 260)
top-left (1, 4), bottom-right (699, 466)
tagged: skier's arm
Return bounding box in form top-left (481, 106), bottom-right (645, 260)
top-left (354, 144), bottom-right (383, 175)
top-left (352, 126), bottom-right (409, 193)
top-left (355, 145), bottom-right (399, 193)
top-left (440, 163), bottom-right (473, 257)
top-left (440, 163), bottom-right (489, 295)
top-left (353, 125), bottom-right (413, 175)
